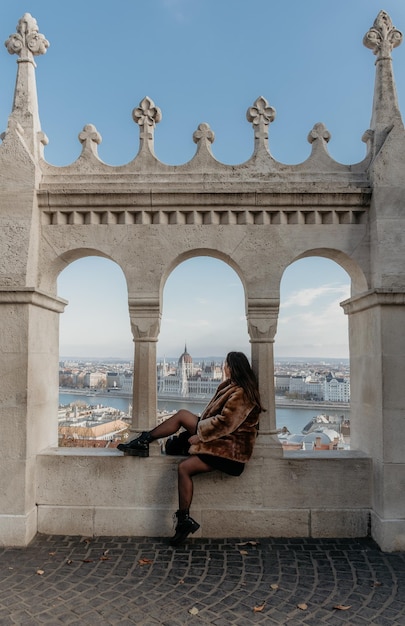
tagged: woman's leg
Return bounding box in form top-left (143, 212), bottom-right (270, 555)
top-left (177, 455), bottom-right (214, 511)
top-left (170, 455), bottom-right (214, 546)
top-left (149, 409), bottom-right (198, 439)
top-left (117, 409), bottom-right (198, 455)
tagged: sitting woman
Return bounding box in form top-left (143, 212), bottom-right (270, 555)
top-left (118, 351), bottom-right (264, 546)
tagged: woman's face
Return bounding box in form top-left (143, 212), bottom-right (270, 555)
top-left (224, 361), bottom-right (231, 379)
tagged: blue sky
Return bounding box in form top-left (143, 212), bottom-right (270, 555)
top-left (2, 1), bottom-right (404, 359)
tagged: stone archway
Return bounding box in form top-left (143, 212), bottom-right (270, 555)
top-left (0, 11), bottom-right (404, 549)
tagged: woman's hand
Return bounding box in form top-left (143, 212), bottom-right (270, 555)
top-left (188, 434), bottom-right (200, 445)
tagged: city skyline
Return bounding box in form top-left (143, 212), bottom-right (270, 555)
top-left (2, 1), bottom-right (403, 358)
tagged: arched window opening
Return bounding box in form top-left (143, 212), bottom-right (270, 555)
top-left (157, 257), bottom-right (247, 414)
top-left (275, 257), bottom-right (351, 452)
top-left (57, 257), bottom-right (132, 448)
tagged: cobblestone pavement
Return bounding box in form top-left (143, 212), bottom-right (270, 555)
top-left (0, 535), bottom-right (404, 625)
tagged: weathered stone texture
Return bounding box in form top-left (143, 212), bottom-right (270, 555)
top-left (0, 11), bottom-right (405, 550)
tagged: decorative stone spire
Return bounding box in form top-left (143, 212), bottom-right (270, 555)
top-left (193, 122), bottom-right (215, 155)
top-left (307, 122), bottom-right (332, 161)
top-left (4, 13), bottom-right (49, 158)
top-left (363, 11), bottom-right (403, 150)
top-left (132, 96), bottom-right (162, 157)
top-left (246, 96), bottom-right (276, 156)
top-left (78, 124), bottom-right (102, 159)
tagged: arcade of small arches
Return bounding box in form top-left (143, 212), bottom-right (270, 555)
top-left (58, 251), bottom-right (352, 364)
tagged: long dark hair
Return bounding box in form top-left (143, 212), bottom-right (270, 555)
top-left (225, 351), bottom-right (265, 412)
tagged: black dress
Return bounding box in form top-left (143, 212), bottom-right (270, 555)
top-left (197, 454), bottom-right (245, 476)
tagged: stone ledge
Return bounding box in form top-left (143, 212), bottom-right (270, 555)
top-left (35, 448), bottom-right (372, 540)
top-left (36, 505), bottom-right (370, 540)
top-left (284, 449), bottom-right (371, 460)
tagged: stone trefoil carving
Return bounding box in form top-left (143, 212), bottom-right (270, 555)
top-left (193, 122), bottom-right (215, 146)
top-left (78, 124), bottom-right (102, 158)
top-left (246, 96), bottom-right (276, 153)
top-left (5, 13), bottom-right (49, 65)
top-left (307, 122), bottom-right (331, 145)
top-left (132, 96), bottom-right (162, 155)
top-left (363, 10), bottom-right (403, 61)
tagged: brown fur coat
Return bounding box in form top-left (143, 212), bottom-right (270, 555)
top-left (188, 379), bottom-right (260, 463)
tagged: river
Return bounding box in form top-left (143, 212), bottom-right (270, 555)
top-left (59, 392), bottom-right (350, 436)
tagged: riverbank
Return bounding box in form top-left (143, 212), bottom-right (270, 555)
top-left (274, 397), bottom-right (349, 411)
top-left (59, 388), bottom-right (349, 411)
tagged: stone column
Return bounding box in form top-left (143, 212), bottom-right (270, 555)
top-left (0, 288), bottom-right (66, 546)
top-left (128, 298), bottom-right (161, 433)
top-left (247, 299), bottom-right (282, 453)
top-left (342, 290), bottom-right (405, 551)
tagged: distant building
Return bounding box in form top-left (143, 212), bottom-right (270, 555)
top-left (158, 347), bottom-right (223, 398)
top-left (324, 374), bottom-right (350, 402)
top-left (274, 375), bottom-right (290, 392)
top-left (83, 371), bottom-right (106, 388)
top-left (284, 371), bottom-right (350, 402)
top-left (106, 371), bottom-right (133, 392)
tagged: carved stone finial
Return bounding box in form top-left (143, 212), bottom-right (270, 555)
top-left (132, 97), bottom-right (162, 155)
top-left (246, 96), bottom-right (276, 153)
top-left (307, 122), bottom-right (331, 144)
top-left (78, 124), bottom-right (102, 159)
top-left (363, 11), bottom-right (402, 60)
top-left (364, 11), bottom-right (404, 140)
top-left (79, 124), bottom-right (102, 145)
top-left (5, 13), bottom-right (49, 65)
top-left (193, 122), bottom-right (215, 145)
top-left (132, 97), bottom-right (162, 128)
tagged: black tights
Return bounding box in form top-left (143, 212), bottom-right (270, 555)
top-left (149, 410), bottom-right (215, 511)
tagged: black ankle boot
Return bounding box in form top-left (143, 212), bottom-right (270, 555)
top-left (117, 431), bottom-right (153, 457)
top-left (170, 510), bottom-right (200, 546)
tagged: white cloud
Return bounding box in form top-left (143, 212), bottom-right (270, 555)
top-left (276, 291), bottom-right (349, 357)
top-left (283, 285), bottom-right (350, 308)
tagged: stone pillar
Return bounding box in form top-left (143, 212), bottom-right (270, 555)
top-left (247, 299), bottom-right (281, 453)
top-left (129, 299), bottom-right (161, 434)
top-left (0, 288), bottom-right (66, 546)
top-left (342, 290), bottom-right (405, 551)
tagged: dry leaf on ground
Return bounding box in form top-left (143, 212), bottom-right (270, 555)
top-left (138, 557), bottom-right (153, 566)
top-left (270, 584), bottom-right (279, 590)
top-left (334, 604), bottom-right (351, 611)
top-left (297, 603), bottom-right (308, 610)
top-left (36, 569), bottom-right (44, 575)
top-left (189, 607), bottom-right (199, 615)
top-left (253, 603), bottom-right (266, 612)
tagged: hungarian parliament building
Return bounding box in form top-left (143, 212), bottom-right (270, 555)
top-left (157, 345), bottom-right (224, 399)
